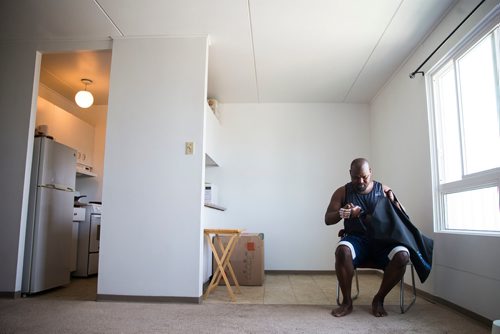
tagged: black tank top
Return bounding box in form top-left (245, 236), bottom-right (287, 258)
top-left (343, 181), bottom-right (384, 235)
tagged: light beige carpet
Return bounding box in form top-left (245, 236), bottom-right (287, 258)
top-left (0, 275), bottom-right (491, 333)
top-left (0, 297), bottom-right (490, 333)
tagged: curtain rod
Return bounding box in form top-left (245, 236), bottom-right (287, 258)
top-left (409, 0), bottom-right (486, 79)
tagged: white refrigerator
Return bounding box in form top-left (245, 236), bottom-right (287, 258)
top-left (22, 136), bottom-right (76, 294)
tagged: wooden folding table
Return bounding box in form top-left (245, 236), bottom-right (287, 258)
top-left (203, 228), bottom-right (244, 302)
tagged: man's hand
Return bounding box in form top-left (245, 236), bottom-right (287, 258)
top-left (384, 188), bottom-right (403, 210)
top-left (339, 203), bottom-right (362, 219)
top-left (384, 189), bottom-right (395, 201)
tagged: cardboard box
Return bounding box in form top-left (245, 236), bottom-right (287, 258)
top-left (213, 233), bottom-right (265, 286)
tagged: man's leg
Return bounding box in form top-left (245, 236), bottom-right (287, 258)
top-left (372, 249), bottom-right (410, 317)
top-left (332, 245), bottom-right (355, 317)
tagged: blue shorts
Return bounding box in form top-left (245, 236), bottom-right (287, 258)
top-left (337, 234), bottom-right (409, 269)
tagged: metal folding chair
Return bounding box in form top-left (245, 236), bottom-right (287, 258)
top-left (336, 263), bottom-right (417, 313)
top-left (336, 229), bottom-right (417, 313)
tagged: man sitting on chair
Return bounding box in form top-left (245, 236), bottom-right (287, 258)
top-left (325, 158), bottom-right (410, 317)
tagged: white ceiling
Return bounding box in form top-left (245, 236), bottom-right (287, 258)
top-left (0, 0), bottom-right (457, 104)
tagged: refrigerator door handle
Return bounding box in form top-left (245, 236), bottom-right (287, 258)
top-left (40, 184), bottom-right (75, 192)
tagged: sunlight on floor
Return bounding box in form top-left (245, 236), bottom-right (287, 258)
top-left (203, 272), bottom-right (422, 306)
top-left (33, 272), bottom-right (425, 309)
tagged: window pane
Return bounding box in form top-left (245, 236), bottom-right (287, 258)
top-left (433, 65), bottom-right (462, 183)
top-left (445, 187), bottom-right (500, 232)
top-left (458, 34), bottom-right (500, 174)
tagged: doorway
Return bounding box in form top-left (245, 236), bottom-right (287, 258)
top-left (28, 49), bottom-right (111, 299)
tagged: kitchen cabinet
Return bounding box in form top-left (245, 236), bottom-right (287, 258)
top-left (36, 97), bottom-right (95, 172)
top-left (74, 204), bottom-right (101, 277)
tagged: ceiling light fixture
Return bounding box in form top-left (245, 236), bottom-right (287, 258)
top-left (75, 78), bottom-right (94, 108)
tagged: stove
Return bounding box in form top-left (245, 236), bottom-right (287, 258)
top-left (86, 203), bottom-right (102, 214)
top-left (73, 203), bottom-right (102, 277)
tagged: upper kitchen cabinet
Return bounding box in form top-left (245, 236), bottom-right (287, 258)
top-left (205, 102), bottom-right (221, 167)
top-left (36, 97), bottom-right (96, 175)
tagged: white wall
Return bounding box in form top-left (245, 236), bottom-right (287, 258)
top-left (370, 0), bottom-right (500, 320)
top-left (204, 103), bottom-right (370, 270)
top-left (0, 42), bottom-right (39, 294)
top-left (97, 36), bottom-right (209, 298)
top-left (0, 39), bottom-right (111, 294)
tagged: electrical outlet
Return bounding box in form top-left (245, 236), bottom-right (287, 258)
top-left (185, 142), bottom-right (194, 155)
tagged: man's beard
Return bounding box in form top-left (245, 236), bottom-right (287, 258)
top-left (354, 183), bottom-right (367, 192)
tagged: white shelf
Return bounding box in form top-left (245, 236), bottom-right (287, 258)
top-left (204, 203), bottom-right (226, 211)
top-left (205, 153), bottom-right (219, 167)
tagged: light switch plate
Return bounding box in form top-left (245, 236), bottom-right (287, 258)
top-left (185, 142), bottom-right (194, 155)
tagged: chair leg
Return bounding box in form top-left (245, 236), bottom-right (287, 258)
top-left (336, 269), bottom-right (360, 305)
top-left (353, 269), bottom-right (360, 299)
top-left (400, 263), bottom-right (417, 313)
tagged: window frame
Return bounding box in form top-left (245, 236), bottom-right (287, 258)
top-left (426, 8), bottom-right (500, 236)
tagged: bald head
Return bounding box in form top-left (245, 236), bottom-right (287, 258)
top-left (349, 158), bottom-right (372, 193)
top-left (350, 158), bottom-right (370, 172)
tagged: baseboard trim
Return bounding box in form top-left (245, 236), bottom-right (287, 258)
top-left (96, 294), bottom-right (201, 304)
top-left (0, 291), bottom-right (21, 299)
top-left (377, 273), bottom-right (491, 325)
top-left (409, 287), bottom-right (492, 325)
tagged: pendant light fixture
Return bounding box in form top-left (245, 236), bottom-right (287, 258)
top-left (75, 78), bottom-right (94, 108)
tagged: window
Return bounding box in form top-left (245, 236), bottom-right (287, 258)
top-left (427, 15), bottom-right (500, 235)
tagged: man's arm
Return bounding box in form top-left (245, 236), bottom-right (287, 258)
top-left (325, 187), bottom-right (344, 225)
top-left (382, 185), bottom-right (394, 200)
top-left (325, 186), bottom-right (364, 225)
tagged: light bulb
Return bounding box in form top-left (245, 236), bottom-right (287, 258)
top-left (75, 90), bottom-right (94, 108)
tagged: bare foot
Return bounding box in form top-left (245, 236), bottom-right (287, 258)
top-left (331, 303), bottom-right (353, 317)
top-left (372, 296), bottom-right (388, 317)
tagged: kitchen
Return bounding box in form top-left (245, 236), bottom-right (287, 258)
top-left (22, 50), bottom-right (111, 295)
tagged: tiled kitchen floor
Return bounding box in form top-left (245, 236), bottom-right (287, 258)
top-left (203, 272), bottom-right (416, 306)
top-left (34, 276), bottom-right (98, 301)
